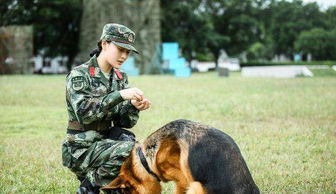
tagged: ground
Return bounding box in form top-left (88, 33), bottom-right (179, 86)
top-left (0, 71), bottom-right (335, 193)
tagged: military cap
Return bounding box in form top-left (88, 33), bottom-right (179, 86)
top-left (100, 23), bottom-right (139, 54)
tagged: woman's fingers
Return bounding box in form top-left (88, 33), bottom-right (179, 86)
top-left (133, 93), bottom-right (142, 101)
top-left (140, 99), bottom-right (151, 110)
top-left (138, 103), bottom-right (146, 110)
top-left (142, 103), bottom-right (149, 110)
top-left (144, 99), bottom-right (151, 106)
top-left (131, 97), bottom-right (151, 110)
top-left (119, 88), bottom-right (144, 101)
top-left (142, 99), bottom-right (151, 108)
top-left (133, 88), bottom-right (144, 100)
top-left (131, 89), bottom-right (143, 101)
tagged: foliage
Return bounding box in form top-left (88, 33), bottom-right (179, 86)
top-left (323, 6), bottom-right (336, 30)
top-left (246, 42), bottom-right (268, 61)
top-left (295, 28), bottom-right (336, 60)
top-left (0, 74), bottom-right (335, 193)
top-left (161, 0), bottom-right (261, 64)
top-left (1, 0), bottom-right (336, 70)
top-left (0, 0), bottom-right (82, 70)
top-left (195, 52), bottom-right (215, 62)
top-left (161, 0), bottom-right (336, 62)
top-left (160, 0), bottom-right (215, 61)
top-left (211, 0), bottom-right (261, 57)
top-left (265, 0), bottom-right (324, 57)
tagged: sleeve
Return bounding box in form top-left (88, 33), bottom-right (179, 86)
top-left (113, 73), bottom-right (140, 128)
top-left (66, 70), bottom-right (124, 125)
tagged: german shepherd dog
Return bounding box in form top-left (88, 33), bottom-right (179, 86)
top-left (102, 119), bottom-right (259, 194)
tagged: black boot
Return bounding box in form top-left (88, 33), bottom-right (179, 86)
top-left (76, 178), bottom-right (100, 194)
top-left (76, 187), bottom-right (95, 194)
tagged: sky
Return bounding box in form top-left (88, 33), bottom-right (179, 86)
top-left (302, 0), bottom-right (336, 9)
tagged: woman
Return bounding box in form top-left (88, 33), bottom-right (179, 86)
top-left (62, 23), bottom-right (150, 194)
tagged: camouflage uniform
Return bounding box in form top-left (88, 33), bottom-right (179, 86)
top-left (62, 23), bottom-right (140, 188)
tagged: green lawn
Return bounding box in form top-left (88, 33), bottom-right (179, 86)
top-left (0, 72), bottom-right (335, 193)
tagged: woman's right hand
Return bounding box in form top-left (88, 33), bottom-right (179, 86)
top-left (131, 98), bottom-right (151, 111)
top-left (119, 88), bottom-right (144, 101)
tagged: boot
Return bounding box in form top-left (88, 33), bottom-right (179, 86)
top-left (76, 178), bottom-right (100, 194)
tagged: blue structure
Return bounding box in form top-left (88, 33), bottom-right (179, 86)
top-left (121, 56), bottom-right (139, 76)
top-left (162, 42), bottom-right (191, 77)
top-left (121, 43), bottom-right (191, 77)
top-left (162, 43), bottom-right (179, 60)
top-left (294, 53), bottom-right (302, 62)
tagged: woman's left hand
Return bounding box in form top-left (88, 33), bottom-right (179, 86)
top-left (131, 98), bottom-right (151, 111)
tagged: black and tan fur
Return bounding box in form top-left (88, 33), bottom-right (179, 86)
top-left (102, 119), bottom-right (259, 194)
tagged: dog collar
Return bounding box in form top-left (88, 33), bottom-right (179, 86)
top-left (136, 147), bottom-right (161, 182)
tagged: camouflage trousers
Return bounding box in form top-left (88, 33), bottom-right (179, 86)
top-left (61, 130), bottom-right (134, 187)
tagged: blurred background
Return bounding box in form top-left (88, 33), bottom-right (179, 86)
top-left (1, 1), bottom-right (335, 193)
top-left (0, 0), bottom-right (335, 76)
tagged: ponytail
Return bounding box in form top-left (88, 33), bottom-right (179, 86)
top-left (89, 41), bottom-right (103, 57)
top-left (89, 48), bottom-right (100, 57)
top-left (89, 40), bottom-right (112, 57)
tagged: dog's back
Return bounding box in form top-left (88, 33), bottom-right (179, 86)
top-left (144, 119), bottom-right (259, 194)
top-left (188, 126), bottom-right (259, 194)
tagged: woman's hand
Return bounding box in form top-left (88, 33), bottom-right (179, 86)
top-left (131, 98), bottom-right (151, 111)
top-left (119, 88), bottom-right (144, 101)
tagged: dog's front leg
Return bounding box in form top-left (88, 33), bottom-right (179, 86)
top-left (175, 183), bottom-right (187, 194)
top-left (186, 182), bottom-right (207, 194)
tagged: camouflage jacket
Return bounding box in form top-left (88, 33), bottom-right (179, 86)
top-left (65, 56), bottom-right (139, 130)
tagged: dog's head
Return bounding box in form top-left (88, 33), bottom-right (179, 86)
top-left (102, 145), bottom-right (161, 194)
top-left (101, 175), bottom-right (135, 194)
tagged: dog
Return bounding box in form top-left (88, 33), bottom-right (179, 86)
top-left (102, 119), bottom-right (260, 194)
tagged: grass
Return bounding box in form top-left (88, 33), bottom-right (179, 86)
top-left (0, 71), bottom-right (335, 193)
top-left (310, 68), bottom-right (336, 77)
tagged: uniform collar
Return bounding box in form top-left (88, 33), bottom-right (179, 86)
top-left (87, 56), bottom-right (109, 87)
top-left (88, 56), bottom-right (122, 81)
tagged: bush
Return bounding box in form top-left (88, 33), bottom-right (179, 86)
top-left (295, 28), bottom-right (336, 60)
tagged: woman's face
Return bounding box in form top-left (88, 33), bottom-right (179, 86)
top-left (102, 41), bottom-right (130, 69)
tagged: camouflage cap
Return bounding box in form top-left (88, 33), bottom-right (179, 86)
top-left (100, 23), bottom-right (139, 54)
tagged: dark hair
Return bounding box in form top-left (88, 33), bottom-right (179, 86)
top-left (89, 40), bottom-right (111, 57)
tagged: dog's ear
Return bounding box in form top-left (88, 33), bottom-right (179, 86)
top-left (102, 176), bottom-right (129, 190)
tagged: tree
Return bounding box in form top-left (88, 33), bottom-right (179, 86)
top-left (0, 0), bottom-right (82, 70)
top-left (266, 0), bottom-right (323, 58)
top-left (246, 42), bottom-right (268, 60)
top-left (323, 6), bottom-right (336, 30)
top-left (161, 0), bottom-right (214, 62)
top-left (295, 28), bottom-right (336, 60)
top-left (161, 0), bottom-right (262, 66)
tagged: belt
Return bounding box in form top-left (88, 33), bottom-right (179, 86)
top-left (66, 128), bottom-right (110, 136)
top-left (67, 129), bottom-right (83, 135)
top-left (67, 120), bottom-right (112, 132)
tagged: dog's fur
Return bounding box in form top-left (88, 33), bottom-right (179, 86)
top-left (102, 119), bottom-right (259, 194)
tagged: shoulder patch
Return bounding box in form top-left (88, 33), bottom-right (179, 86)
top-left (89, 66), bottom-right (95, 77)
top-left (71, 76), bottom-right (85, 91)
